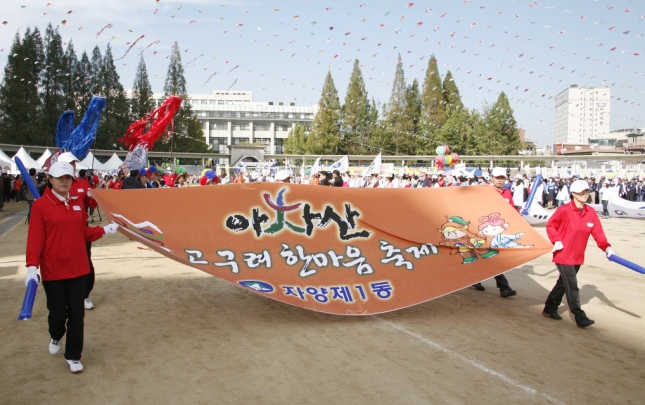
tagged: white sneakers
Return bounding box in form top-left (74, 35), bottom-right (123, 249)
top-left (49, 339), bottom-right (61, 355)
top-left (65, 359), bottom-right (84, 374)
top-left (84, 298), bottom-right (94, 310)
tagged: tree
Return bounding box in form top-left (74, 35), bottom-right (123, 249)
top-left (342, 60), bottom-right (371, 154)
top-left (158, 42), bottom-right (208, 153)
top-left (488, 92), bottom-right (522, 155)
top-left (41, 23), bottom-right (66, 144)
top-left (94, 44), bottom-right (130, 150)
top-left (61, 40), bottom-right (78, 112)
top-left (442, 71), bottom-right (463, 111)
top-left (386, 54), bottom-right (416, 154)
top-left (0, 29), bottom-right (46, 144)
top-left (131, 55), bottom-right (154, 119)
top-left (89, 46), bottom-right (102, 95)
top-left (421, 54), bottom-right (447, 127)
top-left (74, 51), bottom-right (93, 114)
top-left (437, 108), bottom-right (481, 155)
top-left (283, 123), bottom-right (308, 154)
top-left (306, 71), bottom-right (343, 155)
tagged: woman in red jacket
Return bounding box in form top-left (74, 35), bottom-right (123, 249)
top-left (543, 180), bottom-right (614, 328)
top-left (24, 161), bottom-right (119, 374)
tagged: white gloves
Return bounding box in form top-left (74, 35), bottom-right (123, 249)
top-left (103, 223), bottom-right (119, 235)
top-left (605, 247), bottom-right (615, 257)
top-left (25, 266), bottom-right (39, 287)
top-left (552, 241), bottom-right (564, 252)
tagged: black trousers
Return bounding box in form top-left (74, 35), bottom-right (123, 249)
top-left (42, 275), bottom-right (88, 361)
top-left (85, 241), bottom-right (95, 299)
top-left (494, 274), bottom-right (509, 288)
top-left (544, 264), bottom-right (587, 321)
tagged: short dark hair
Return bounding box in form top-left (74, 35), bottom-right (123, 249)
top-left (79, 169), bottom-right (87, 177)
top-left (29, 168), bottom-right (36, 176)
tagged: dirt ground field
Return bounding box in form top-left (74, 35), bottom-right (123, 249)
top-left (1, 200), bottom-right (644, 405)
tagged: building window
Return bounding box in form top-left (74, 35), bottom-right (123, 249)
top-left (211, 137), bottom-right (228, 154)
top-left (232, 138), bottom-right (250, 145)
top-left (275, 138), bottom-right (284, 154)
top-left (218, 100), bottom-right (225, 105)
top-left (255, 138), bottom-right (270, 152)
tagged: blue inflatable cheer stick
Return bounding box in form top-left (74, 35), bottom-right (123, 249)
top-left (521, 174), bottom-right (543, 215)
top-left (15, 156), bottom-right (42, 320)
top-left (18, 275), bottom-right (40, 321)
top-left (607, 254), bottom-right (645, 275)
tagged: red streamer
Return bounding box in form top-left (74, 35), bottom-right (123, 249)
top-left (119, 96), bottom-right (183, 151)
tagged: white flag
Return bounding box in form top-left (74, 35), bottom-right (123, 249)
top-left (329, 155), bottom-right (349, 173)
top-left (285, 160), bottom-right (293, 176)
top-left (361, 153), bottom-right (382, 177)
top-left (300, 160), bottom-right (305, 177)
top-left (312, 157), bottom-right (322, 173)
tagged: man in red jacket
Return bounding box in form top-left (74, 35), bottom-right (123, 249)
top-left (472, 167), bottom-right (518, 298)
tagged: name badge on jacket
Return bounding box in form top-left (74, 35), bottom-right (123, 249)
top-left (73, 205), bottom-right (81, 211)
top-left (77, 189), bottom-right (85, 193)
top-left (587, 222), bottom-right (594, 228)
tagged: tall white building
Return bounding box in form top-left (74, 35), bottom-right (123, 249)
top-left (126, 90), bottom-right (317, 160)
top-left (554, 85), bottom-right (610, 144)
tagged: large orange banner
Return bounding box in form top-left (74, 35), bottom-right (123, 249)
top-left (91, 184), bottom-right (552, 315)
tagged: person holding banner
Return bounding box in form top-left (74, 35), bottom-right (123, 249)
top-left (24, 161), bottom-right (119, 373)
top-left (542, 180), bottom-right (613, 328)
top-left (472, 167), bottom-right (518, 298)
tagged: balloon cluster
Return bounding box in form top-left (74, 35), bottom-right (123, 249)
top-left (434, 145), bottom-right (459, 170)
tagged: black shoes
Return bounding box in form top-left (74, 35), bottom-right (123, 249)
top-left (500, 287), bottom-right (517, 298)
top-left (473, 283), bottom-right (485, 291)
top-left (542, 311), bottom-right (563, 320)
top-left (576, 318), bottom-right (595, 328)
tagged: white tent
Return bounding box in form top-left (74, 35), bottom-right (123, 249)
top-left (103, 153), bottom-right (124, 171)
top-left (36, 149), bottom-right (53, 167)
top-left (80, 151), bottom-right (108, 171)
top-left (0, 149), bottom-right (12, 172)
top-left (11, 147), bottom-right (42, 173)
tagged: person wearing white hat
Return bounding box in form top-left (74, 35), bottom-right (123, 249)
top-left (275, 169), bottom-right (292, 183)
top-left (472, 167), bottom-right (518, 298)
top-left (25, 161), bottom-right (119, 374)
top-left (542, 179), bottom-right (614, 328)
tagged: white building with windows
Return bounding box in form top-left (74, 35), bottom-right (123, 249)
top-left (126, 90), bottom-right (317, 158)
top-left (554, 85), bottom-right (610, 144)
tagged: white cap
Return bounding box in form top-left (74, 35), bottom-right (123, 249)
top-left (420, 169), bottom-right (428, 173)
top-left (570, 180), bottom-right (590, 194)
top-left (57, 152), bottom-right (80, 164)
top-left (275, 169), bottom-right (291, 181)
top-left (49, 161), bottom-right (74, 178)
top-left (491, 167), bottom-right (506, 178)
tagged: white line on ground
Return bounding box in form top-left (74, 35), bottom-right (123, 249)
top-left (377, 318), bottom-right (566, 405)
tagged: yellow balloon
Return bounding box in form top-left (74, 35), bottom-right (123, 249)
top-left (446, 155), bottom-right (453, 165)
top-left (201, 168), bottom-right (210, 176)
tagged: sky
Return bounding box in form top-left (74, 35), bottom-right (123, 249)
top-left (1, 0), bottom-right (644, 148)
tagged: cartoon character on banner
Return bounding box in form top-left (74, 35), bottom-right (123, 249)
top-left (478, 213), bottom-right (533, 249)
top-left (434, 145), bottom-right (460, 169)
top-left (438, 216), bottom-right (499, 264)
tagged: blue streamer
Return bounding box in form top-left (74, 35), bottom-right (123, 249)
top-left (60, 96), bottom-right (107, 159)
top-left (55, 111), bottom-right (75, 148)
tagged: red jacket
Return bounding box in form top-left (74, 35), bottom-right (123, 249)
top-left (493, 185), bottom-right (517, 210)
top-left (26, 187), bottom-right (105, 281)
top-left (546, 200), bottom-right (610, 265)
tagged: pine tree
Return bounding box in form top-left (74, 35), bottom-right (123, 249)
top-left (159, 42), bottom-right (208, 153)
top-left (283, 123), bottom-right (308, 154)
top-left (306, 71), bottom-right (343, 155)
top-left (61, 40), bottom-right (78, 111)
top-left (131, 55), bottom-right (154, 119)
top-left (94, 44), bottom-right (130, 150)
top-left (41, 23), bottom-right (66, 144)
top-left (438, 108), bottom-right (481, 155)
top-left (386, 54), bottom-right (413, 154)
top-left (421, 54), bottom-right (447, 127)
top-left (0, 29), bottom-right (46, 144)
top-left (89, 46), bottom-right (103, 95)
top-left (74, 51), bottom-right (93, 114)
top-left (442, 71), bottom-right (463, 111)
top-left (488, 92), bottom-right (522, 155)
top-left (342, 59), bottom-right (371, 154)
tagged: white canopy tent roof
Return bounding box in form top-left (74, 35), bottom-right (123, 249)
top-left (0, 149), bottom-right (13, 172)
top-left (79, 151), bottom-right (108, 171)
top-left (11, 147), bottom-right (42, 173)
top-left (36, 149), bottom-right (53, 167)
top-left (103, 153), bottom-right (124, 171)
